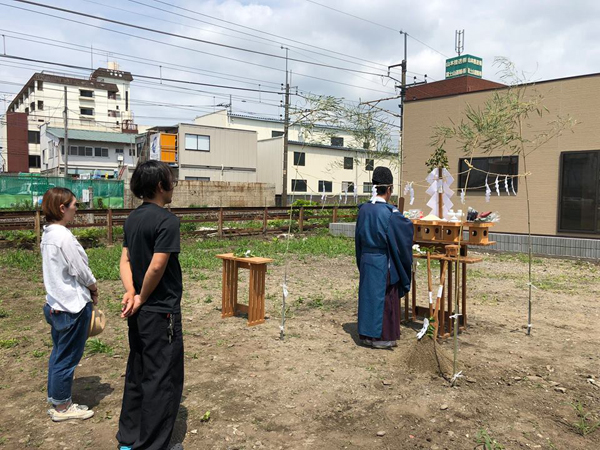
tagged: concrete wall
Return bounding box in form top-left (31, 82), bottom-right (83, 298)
top-left (404, 74), bottom-right (600, 238)
top-left (124, 180), bottom-right (275, 208)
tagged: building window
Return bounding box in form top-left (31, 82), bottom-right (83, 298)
top-left (363, 182), bottom-right (373, 193)
top-left (458, 156), bottom-right (519, 192)
top-left (318, 180), bottom-right (332, 193)
top-left (80, 89), bottom-right (94, 98)
top-left (293, 151), bottom-right (305, 166)
top-left (115, 148), bottom-right (124, 154)
top-left (28, 131), bottom-right (40, 144)
top-left (342, 181), bottom-right (355, 193)
top-left (108, 110), bottom-right (119, 118)
top-left (331, 137), bottom-right (344, 147)
top-left (85, 146), bottom-right (93, 156)
top-left (30, 102), bottom-right (35, 111)
top-left (37, 101), bottom-right (44, 110)
top-left (28, 155), bottom-right (41, 168)
top-left (69, 146), bottom-right (77, 156)
top-left (185, 176), bottom-right (210, 181)
top-left (108, 91), bottom-right (117, 100)
top-left (272, 130), bottom-right (284, 138)
top-left (185, 134), bottom-right (210, 151)
top-left (94, 147), bottom-right (109, 157)
top-left (80, 108), bottom-right (94, 116)
top-left (343, 157), bottom-right (353, 170)
top-left (365, 159), bottom-right (374, 171)
top-left (25, 107), bottom-right (29, 114)
top-left (291, 179), bottom-right (307, 192)
top-left (37, 80), bottom-right (43, 91)
top-left (558, 150), bottom-right (600, 233)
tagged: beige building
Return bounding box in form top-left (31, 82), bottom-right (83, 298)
top-left (404, 73), bottom-right (600, 238)
top-left (143, 123), bottom-right (258, 182)
top-left (258, 136), bottom-right (397, 202)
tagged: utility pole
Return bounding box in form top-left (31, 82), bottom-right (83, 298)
top-left (281, 46), bottom-right (290, 207)
top-left (63, 86), bottom-right (69, 178)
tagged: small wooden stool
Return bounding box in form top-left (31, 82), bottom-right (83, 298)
top-left (216, 253), bottom-right (273, 326)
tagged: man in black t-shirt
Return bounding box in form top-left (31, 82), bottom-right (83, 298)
top-left (116, 161), bottom-right (184, 450)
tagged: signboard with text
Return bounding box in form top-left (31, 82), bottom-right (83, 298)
top-left (445, 54), bottom-right (483, 79)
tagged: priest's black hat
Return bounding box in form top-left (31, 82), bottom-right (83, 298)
top-left (372, 166), bottom-right (393, 185)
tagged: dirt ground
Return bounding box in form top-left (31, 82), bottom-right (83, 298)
top-left (0, 238), bottom-right (599, 450)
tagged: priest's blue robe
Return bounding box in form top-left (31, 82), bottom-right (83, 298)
top-left (355, 200), bottom-right (413, 339)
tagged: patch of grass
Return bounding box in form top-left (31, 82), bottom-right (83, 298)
top-left (0, 308), bottom-right (8, 319)
top-left (0, 338), bottom-right (19, 349)
top-left (571, 401), bottom-right (600, 436)
top-left (31, 349), bottom-right (46, 358)
top-left (204, 295), bottom-right (213, 304)
top-left (85, 338), bottom-right (113, 356)
top-left (475, 429), bottom-right (505, 449)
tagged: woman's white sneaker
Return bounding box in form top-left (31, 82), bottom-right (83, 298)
top-left (50, 403), bottom-right (94, 422)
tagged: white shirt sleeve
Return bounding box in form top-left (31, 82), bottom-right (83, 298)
top-left (60, 234), bottom-right (97, 288)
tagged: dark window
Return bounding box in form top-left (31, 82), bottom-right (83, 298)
top-left (331, 137), bottom-right (344, 147)
top-left (318, 180), bottom-right (332, 193)
top-left (458, 156), bottom-right (519, 192)
top-left (80, 108), bottom-right (94, 116)
top-left (116, 148), bottom-right (124, 154)
top-left (344, 157), bottom-right (353, 170)
top-left (37, 80), bottom-right (43, 91)
top-left (293, 151), bottom-right (305, 166)
top-left (108, 110), bottom-right (119, 118)
top-left (69, 146), bottom-right (78, 156)
top-left (291, 179), bottom-right (307, 192)
top-left (365, 159), bottom-right (374, 171)
top-left (78, 146), bottom-right (86, 156)
top-left (185, 176), bottom-right (210, 181)
top-left (28, 155), bottom-right (41, 168)
top-left (85, 146), bottom-right (93, 157)
top-left (37, 100), bottom-right (44, 110)
top-left (108, 91), bottom-right (117, 100)
top-left (30, 102), bottom-right (35, 111)
top-left (28, 131), bottom-right (40, 144)
top-left (125, 91), bottom-right (129, 111)
top-left (80, 89), bottom-right (93, 98)
top-left (25, 107), bottom-right (29, 114)
top-left (558, 151), bottom-right (600, 233)
top-left (94, 147), bottom-right (109, 157)
top-left (272, 130), bottom-right (284, 138)
top-left (363, 182), bottom-right (373, 193)
top-left (342, 181), bottom-right (355, 193)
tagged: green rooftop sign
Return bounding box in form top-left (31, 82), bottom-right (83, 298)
top-left (445, 54), bottom-right (482, 79)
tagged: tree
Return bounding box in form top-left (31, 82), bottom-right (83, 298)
top-left (432, 58), bottom-right (576, 340)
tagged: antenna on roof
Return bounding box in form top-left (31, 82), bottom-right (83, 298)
top-left (455, 30), bottom-right (465, 56)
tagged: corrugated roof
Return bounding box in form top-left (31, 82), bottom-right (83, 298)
top-left (46, 127), bottom-right (137, 144)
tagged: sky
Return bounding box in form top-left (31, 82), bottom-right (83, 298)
top-left (0, 0), bottom-right (599, 133)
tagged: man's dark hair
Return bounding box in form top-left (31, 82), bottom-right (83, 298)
top-left (130, 161), bottom-right (174, 199)
top-left (372, 166), bottom-right (393, 195)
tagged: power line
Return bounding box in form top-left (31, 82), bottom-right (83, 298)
top-left (143, 0), bottom-right (404, 75)
top-left (304, 0), bottom-right (449, 58)
top-left (0, 54), bottom-right (286, 94)
top-left (12, 0), bottom-right (392, 78)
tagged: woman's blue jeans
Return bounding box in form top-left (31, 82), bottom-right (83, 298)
top-left (43, 302), bottom-right (92, 406)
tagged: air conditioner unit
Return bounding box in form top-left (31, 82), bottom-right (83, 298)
top-left (117, 155), bottom-right (124, 162)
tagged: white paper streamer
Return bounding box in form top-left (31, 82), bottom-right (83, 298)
top-left (450, 371), bottom-right (464, 383)
top-left (344, 190), bottom-right (348, 204)
top-left (460, 188), bottom-right (466, 204)
top-left (416, 317), bottom-right (429, 340)
top-left (511, 177), bottom-right (517, 196)
top-left (437, 285), bottom-right (444, 299)
top-left (495, 175), bottom-right (500, 196)
top-left (485, 175), bottom-right (491, 203)
top-left (282, 284), bottom-right (289, 299)
top-left (410, 184), bottom-right (415, 205)
top-left (339, 192), bottom-right (342, 202)
top-left (428, 291), bottom-right (433, 304)
top-left (504, 175), bottom-right (510, 196)
top-left (370, 185), bottom-right (378, 204)
top-left (449, 313), bottom-right (462, 319)
top-left (309, 194), bottom-right (313, 202)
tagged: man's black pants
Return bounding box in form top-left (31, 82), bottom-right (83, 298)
top-left (117, 310), bottom-right (184, 450)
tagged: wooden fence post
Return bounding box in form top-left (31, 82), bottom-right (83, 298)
top-left (107, 209), bottom-right (113, 245)
top-left (34, 210), bottom-right (41, 247)
top-left (218, 207), bottom-right (224, 237)
top-left (262, 207), bottom-right (268, 235)
top-left (332, 205), bottom-right (338, 223)
top-left (299, 206), bottom-right (304, 232)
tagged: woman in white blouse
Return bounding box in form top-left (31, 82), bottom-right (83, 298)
top-left (41, 188), bottom-right (98, 422)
